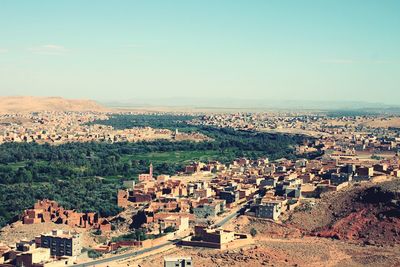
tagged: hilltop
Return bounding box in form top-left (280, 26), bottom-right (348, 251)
top-left (0, 96), bottom-right (109, 113)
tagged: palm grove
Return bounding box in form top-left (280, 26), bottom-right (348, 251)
top-left (0, 115), bottom-right (306, 227)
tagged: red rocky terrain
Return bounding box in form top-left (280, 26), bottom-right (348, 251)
top-left (289, 179), bottom-right (400, 246)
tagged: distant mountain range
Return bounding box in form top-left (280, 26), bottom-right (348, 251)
top-left (102, 98), bottom-right (400, 114)
top-left (1, 96), bottom-right (399, 115)
top-left (0, 96), bottom-right (108, 114)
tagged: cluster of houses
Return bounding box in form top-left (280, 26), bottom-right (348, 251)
top-left (0, 230), bottom-right (81, 267)
top-left (5, 147), bottom-right (398, 265)
top-left (117, 150), bottom-right (400, 231)
top-left (2, 152), bottom-right (398, 266)
top-left (21, 199), bottom-right (112, 232)
top-left (193, 113), bottom-right (400, 153)
top-left (0, 112), bottom-right (209, 145)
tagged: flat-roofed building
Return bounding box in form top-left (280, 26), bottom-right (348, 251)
top-left (255, 198), bottom-right (286, 221)
top-left (164, 256), bottom-right (192, 267)
top-left (40, 230), bottom-right (81, 257)
top-left (193, 200), bottom-right (224, 219)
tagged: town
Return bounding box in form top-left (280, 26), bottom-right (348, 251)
top-left (1, 111), bottom-right (400, 267)
top-left (0, 112), bottom-right (209, 144)
top-left (2, 1), bottom-right (399, 266)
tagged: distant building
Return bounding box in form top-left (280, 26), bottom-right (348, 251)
top-left (164, 256), bottom-right (192, 267)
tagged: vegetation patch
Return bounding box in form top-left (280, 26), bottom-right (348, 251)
top-left (0, 114), bottom-right (306, 227)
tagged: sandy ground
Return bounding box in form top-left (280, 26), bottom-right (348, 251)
top-left (0, 96), bottom-right (108, 114)
top-left (118, 237), bottom-right (400, 267)
top-left (103, 212), bottom-right (400, 267)
top-left (361, 117), bottom-right (400, 128)
top-left (0, 221), bottom-right (96, 248)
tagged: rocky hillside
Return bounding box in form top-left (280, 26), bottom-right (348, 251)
top-left (288, 179), bottom-right (400, 246)
top-left (0, 96), bottom-right (108, 113)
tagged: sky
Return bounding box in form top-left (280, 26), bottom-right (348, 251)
top-left (0, 0), bottom-right (399, 106)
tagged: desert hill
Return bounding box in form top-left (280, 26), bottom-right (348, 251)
top-left (287, 179), bottom-right (400, 246)
top-left (0, 96), bottom-right (109, 114)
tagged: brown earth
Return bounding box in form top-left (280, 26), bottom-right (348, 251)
top-left (287, 179), bottom-right (400, 246)
top-left (127, 179), bottom-right (400, 266)
top-left (361, 117), bottom-right (400, 128)
top-left (224, 215), bottom-right (303, 239)
top-left (0, 96), bottom-right (109, 113)
top-left (127, 238), bottom-right (400, 267)
top-left (0, 221), bottom-right (96, 248)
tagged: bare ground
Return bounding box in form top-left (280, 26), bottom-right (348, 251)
top-left (126, 237), bottom-right (400, 267)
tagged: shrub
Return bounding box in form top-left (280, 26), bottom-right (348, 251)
top-left (250, 228), bottom-right (257, 237)
top-left (87, 250), bottom-right (102, 259)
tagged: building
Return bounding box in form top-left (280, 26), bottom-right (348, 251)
top-left (194, 226), bottom-right (235, 244)
top-left (356, 166), bottom-right (374, 177)
top-left (219, 191), bottom-right (239, 204)
top-left (138, 163), bottom-right (153, 182)
top-left (21, 200), bottom-right (109, 231)
top-left (260, 177), bottom-right (278, 188)
top-left (255, 199), bottom-right (286, 221)
top-left (159, 216), bottom-right (189, 234)
top-left (193, 188), bottom-right (212, 199)
top-left (340, 164), bottom-right (356, 174)
top-left (330, 172), bottom-right (352, 186)
top-left (193, 200), bottom-right (225, 219)
top-left (164, 256), bottom-right (192, 267)
top-left (117, 190), bottom-right (152, 207)
top-left (40, 230), bottom-right (81, 257)
top-left (1, 240), bottom-right (50, 267)
top-left (179, 225), bottom-right (252, 250)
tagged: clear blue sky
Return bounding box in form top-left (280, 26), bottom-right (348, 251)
top-left (0, 0), bottom-right (399, 105)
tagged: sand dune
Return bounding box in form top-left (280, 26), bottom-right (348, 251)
top-left (0, 96), bottom-right (109, 113)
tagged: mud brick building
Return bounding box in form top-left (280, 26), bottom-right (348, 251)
top-left (21, 199), bottom-right (111, 231)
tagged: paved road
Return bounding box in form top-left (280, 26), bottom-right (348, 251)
top-left (214, 209), bottom-right (240, 228)
top-left (214, 200), bottom-right (251, 228)
top-left (74, 240), bottom-right (175, 267)
top-left (74, 202), bottom-right (248, 266)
